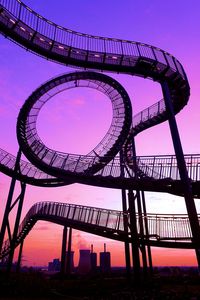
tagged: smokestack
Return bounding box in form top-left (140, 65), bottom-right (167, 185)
top-left (104, 243), bottom-right (106, 252)
top-left (78, 249), bottom-right (91, 274)
top-left (90, 245), bottom-right (97, 271)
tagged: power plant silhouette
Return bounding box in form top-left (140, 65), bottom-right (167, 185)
top-left (48, 244), bottom-right (110, 274)
top-left (0, 0), bottom-right (200, 280)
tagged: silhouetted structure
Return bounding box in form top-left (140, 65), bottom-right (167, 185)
top-left (100, 244), bottom-right (111, 273)
top-left (66, 251), bottom-right (74, 272)
top-left (78, 250), bottom-right (91, 274)
top-left (48, 259), bottom-right (61, 272)
top-left (0, 0), bottom-right (200, 278)
top-left (90, 244), bottom-right (97, 272)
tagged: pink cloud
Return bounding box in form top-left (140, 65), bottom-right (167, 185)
top-left (70, 97), bottom-right (85, 107)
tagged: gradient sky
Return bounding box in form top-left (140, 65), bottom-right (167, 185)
top-left (0, 0), bottom-right (200, 267)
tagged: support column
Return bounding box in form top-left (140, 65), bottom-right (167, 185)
top-left (122, 189), bottom-right (131, 278)
top-left (120, 151), bottom-right (131, 279)
top-left (162, 81), bottom-right (200, 267)
top-left (136, 191), bottom-right (148, 276)
top-left (128, 190), bottom-right (140, 281)
top-left (7, 182), bottom-right (26, 272)
top-left (131, 138), bottom-right (148, 276)
top-left (60, 226), bottom-right (68, 275)
top-left (0, 150), bottom-right (22, 253)
top-left (66, 227), bottom-right (72, 274)
top-left (141, 191), bottom-right (153, 274)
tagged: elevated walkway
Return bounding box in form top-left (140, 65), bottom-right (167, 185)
top-left (1, 201), bottom-right (197, 258)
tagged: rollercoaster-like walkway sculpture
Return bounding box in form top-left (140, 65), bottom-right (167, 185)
top-left (0, 0), bottom-right (200, 276)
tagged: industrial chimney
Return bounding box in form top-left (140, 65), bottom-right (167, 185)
top-left (90, 244), bottom-right (97, 271)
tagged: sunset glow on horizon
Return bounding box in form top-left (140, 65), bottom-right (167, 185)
top-left (0, 0), bottom-right (200, 268)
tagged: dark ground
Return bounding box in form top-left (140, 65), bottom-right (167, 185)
top-left (0, 269), bottom-right (200, 299)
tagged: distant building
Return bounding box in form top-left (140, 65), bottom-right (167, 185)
top-left (100, 243), bottom-right (111, 273)
top-left (90, 252), bottom-right (97, 270)
top-left (78, 249), bottom-right (91, 274)
top-left (48, 258), bottom-right (61, 272)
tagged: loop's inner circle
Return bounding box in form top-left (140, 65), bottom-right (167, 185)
top-left (17, 72), bottom-right (132, 177)
top-left (37, 87), bottom-right (112, 155)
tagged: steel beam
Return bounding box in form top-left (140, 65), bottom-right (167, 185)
top-left (60, 225), bottom-right (68, 275)
top-left (128, 190), bottom-right (141, 281)
top-left (131, 138), bottom-right (148, 276)
top-left (120, 151), bottom-right (131, 279)
top-left (141, 191), bottom-right (153, 274)
top-left (136, 191), bottom-right (148, 276)
top-left (7, 182), bottom-right (26, 272)
top-left (162, 80), bottom-right (200, 268)
top-left (0, 150), bottom-right (22, 253)
top-left (66, 227), bottom-right (72, 274)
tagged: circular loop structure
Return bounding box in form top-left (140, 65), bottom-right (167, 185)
top-left (0, 0), bottom-right (191, 189)
top-left (17, 71), bottom-right (132, 181)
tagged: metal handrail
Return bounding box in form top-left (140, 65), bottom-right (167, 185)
top-left (0, 0), bottom-right (185, 79)
top-left (1, 201), bottom-right (197, 257)
top-left (2, 147), bottom-right (200, 182)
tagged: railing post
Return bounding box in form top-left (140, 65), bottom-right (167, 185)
top-left (105, 212), bottom-right (110, 228)
top-left (53, 24), bottom-right (57, 41)
top-left (162, 80), bottom-right (200, 269)
top-left (156, 215), bottom-right (158, 237)
top-left (140, 111), bottom-right (143, 122)
top-left (151, 156), bottom-right (156, 177)
top-left (158, 100), bottom-right (160, 113)
top-left (190, 155), bottom-right (192, 179)
top-left (169, 156), bottom-right (173, 179)
top-left (159, 163), bottom-right (163, 179)
top-left (196, 163), bottom-right (199, 182)
top-left (17, 2), bottom-right (22, 20)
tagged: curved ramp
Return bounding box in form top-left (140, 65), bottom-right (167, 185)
top-left (0, 1), bottom-right (189, 116)
top-left (0, 201), bottom-right (197, 258)
top-left (0, 148), bottom-right (71, 187)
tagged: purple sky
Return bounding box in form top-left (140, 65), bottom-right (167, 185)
top-left (0, 0), bottom-right (200, 266)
